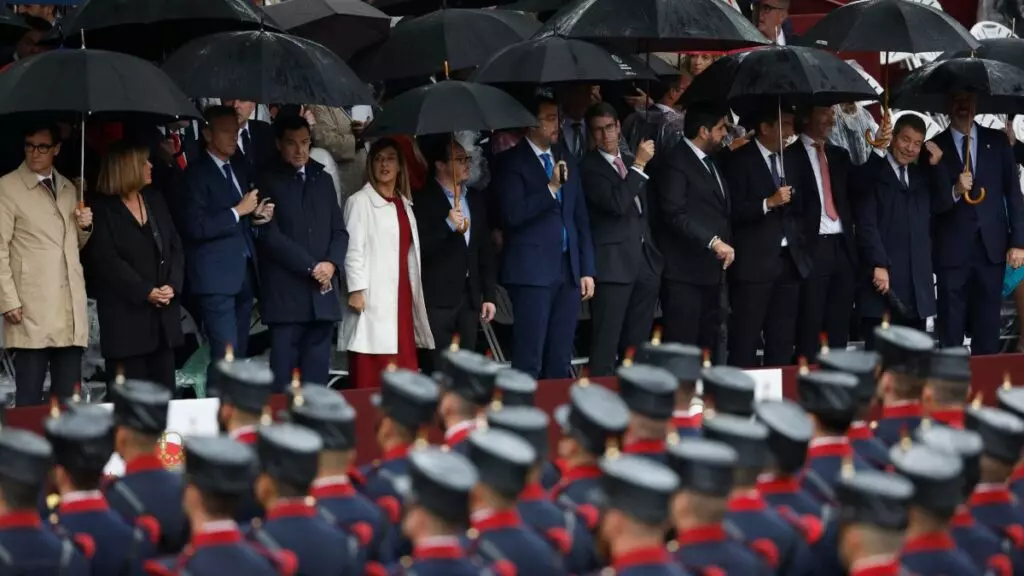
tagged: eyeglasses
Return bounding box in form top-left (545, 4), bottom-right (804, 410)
top-left (24, 143), bottom-right (55, 154)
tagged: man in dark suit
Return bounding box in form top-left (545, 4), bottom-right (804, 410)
top-left (932, 93), bottom-right (1024, 354)
top-left (177, 105), bottom-right (274, 390)
top-left (652, 102), bottom-right (734, 351)
top-left (413, 135), bottom-right (498, 373)
top-left (786, 105), bottom-right (864, 358)
top-left (854, 114), bottom-right (954, 350)
top-left (495, 93), bottom-right (596, 379)
top-left (225, 99), bottom-right (277, 170)
top-left (580, 102), bottom-right (661, 376)
top-left (255, 115), bottom-right (346, 391)
top-left (725, 105), bottom-right (806, 367)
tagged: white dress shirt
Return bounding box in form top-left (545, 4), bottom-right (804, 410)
top-left (799, 134), bottom-right (843, 235)
top-left (237, 121), bottom-right (251, 156)
top-left (886, 153), bottom-right (909, 187)
top-left (685, 138), bottom-right (726, 249)
top-left (598, 148), bottom-right (646, 216)
top-left (526, 138), bottom-right (559, 199)
top-left (756, 140), bottom-right (788, 247)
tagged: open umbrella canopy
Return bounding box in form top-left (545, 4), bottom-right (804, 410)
top-left (262, 0), bottom-right (391, 59)
top-left (539, 0), bottom-right (768, 53)
top-left (363, 80), bottom-right (536, 138)
top-left (801, 0), bottom-right (978, 53)
top-left (682, 45), bottom-right (879, 111)
top-left (44, 0), bottom-right (281, 59)
top-left (472, 35), bottom-right (658, 85)
top-left (163, 30), bottom-right (373, 107)
top-left (369, 0), bottom-right (519, 17)
top-left (940, 38), bottom-right (1024, 73)
top-left (892, 57), bottom-right (1024, 115)
top-left (352, 9), bottom-right (540, 81)
top-left (0, 48), bottom-right (199, 121)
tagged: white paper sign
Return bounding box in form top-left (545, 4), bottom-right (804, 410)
top-left (745, 368), bottom-right (784, 401)
top-left (103, 398), bottom-right (221, 476)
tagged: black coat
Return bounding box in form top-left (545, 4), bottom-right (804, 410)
top-left (233, 119), bottom-right (277, 171)
top-left (580, 149), bottom-right (662, 284)
top-left (87, 189), bottom-right (185, 359)
top-left (784, 138), bottom-right (858, 267)
top-left (412, 179), bottom-right (497, 309)
top-left (255, 160), bottom-right (348, 324)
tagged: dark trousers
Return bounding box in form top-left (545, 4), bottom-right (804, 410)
top-left (268, 321), bottom-right (334, 392)
top-left (106, 337), bottom-right (177, 393)
top-left (588, 266), bottom-right (659, 376)
top-left (797, 235), bottom-right (855, 358)
top-left (198, 265), bottom-right (255, 392)
top-left (423, 289), bottom-right (479, 375)
top-left (660, 279), bottom-right (723, 352)
top-left (862, 315), bottom-right (926, 351)
top-left (14, 346), bottom-right (82, 406)
top-left (729, 250), bottom-right (802, 367)
top-left (507, 255), bottom-right (580, 379)
top-left (936, 234), bottom-right (1005, 355)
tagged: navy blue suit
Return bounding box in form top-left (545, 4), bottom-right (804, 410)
top-left (255, 160), bottom-right (347, 391)
top-left (104, 454), bottom-right (190, 554)
top-left (495, 140), bottom-right (595, 379)
top-left (55, 494), bottom-right (156, 575)
top-left (0, 511), bottom-right (90, 575)
top-left (176, 151), bottom-right (259, 385)
top-left (932, 125), bottom-right (1024, 354)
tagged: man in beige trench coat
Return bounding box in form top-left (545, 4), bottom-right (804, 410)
top-left (0, 123), bottom-right (93, 406)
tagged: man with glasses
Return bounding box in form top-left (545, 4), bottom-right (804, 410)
top-left (0, 123), bottom-right (93, 406)
top-left (751, 0), bottom-right (794, 45)
top-left (413, 135), bottom-right (497, 373)
top-left (580, 103), bottom-right (660, 376)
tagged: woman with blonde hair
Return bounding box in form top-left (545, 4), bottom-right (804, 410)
top-left (88, 140), bottom-right (185, 392)
top-left (342, 138), bottom-right (434, 388)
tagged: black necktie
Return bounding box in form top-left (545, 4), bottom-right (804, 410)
top-left (899, 165), bottom-right (908, 188)
top-left (41, 177), bottom-right (55, 199)
top-left (241, 129), bottom-right (252, 160)
top-left (571, 122), bottom-right (583, 157)
top-left (222, 163), bottom-right (240, 196)
top-left (297, 170), bottom-right (305, 183)
top-left (768, 153), bottom-right (780, 188)
top-left (703, 156), bottom-right (723, 197)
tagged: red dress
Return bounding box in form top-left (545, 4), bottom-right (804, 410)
top-left (349, 195), bottom-right (419, 389)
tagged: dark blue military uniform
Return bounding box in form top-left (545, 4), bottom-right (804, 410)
top-left (874, 402), bottom-right (923, 448)
top-left (635, 341), bottom-right (704, 440)
top-left (834, 469), bottom-right (916, 576)
top-left (443, 420), bottom-right (478, 457)
top-left (755, 400), bottom-right (826, 519)
top-left (618, 364), bottom-right (677, 465)
top-left (672, 524), bottom-right (773, 576)
top-left (872, 325), bottom-right (935, 447)
top-left (438, 349), bottom-right (500, 458)
top-left (105, 379), bottom-right (189, 553)
top-left (963, 406), bottom-right (1024, 545)
top-left (396, 538), bottom-right (488, 576)
top-left (847, 422), bottom-right (890, 470)
top-left (672, 412), bottom-right (702, 438)
top-left (817, 349), bottom-right (889, 470)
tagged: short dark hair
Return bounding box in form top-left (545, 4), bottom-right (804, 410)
top-left (0, 477), bottom-right (39, 511)
top-left (893, 114), bottom-right (927, 139)
top-left (21, 15), bottom-right (51, 34)
top-left (683, 102), bottom-right (727, 140)
top-left (528, 93), bottom-right (558, 116)
top-left (273, 114), bottom-right (310, 140)
top-left (585, 102), bottom-right (618, 125)
top-left (649, 75), bottom-right (683, 103)
top-left (418, 133), bottom-right (461, 168)
top-left (203, 105), bottom-right (238, 126)
top-left (24, 122), bottom-right (60, 145)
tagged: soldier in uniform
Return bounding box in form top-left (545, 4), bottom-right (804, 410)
top-left (872, 325), bottom-right (935, 447)
top-left (996, 382), bottom-right (1024, 499)
top-left (437, 349), bottom-right (500, 454)
top-left (399, 446), bottom-right (488, 575)
top-left (833, 469), bottom-right (915, 576)
top-left (700, 366), bottom-right (756, 417)
top-left (704, 414), bottom-right (813, 576)
top-left (486, 405), bottom-right (597, 574)
top-left (144, 436), bottom-right (295, 576)
top-left (463, 427), bottom-right (565, 574)
top-left (618, 364), bottom-right (677, 463)
top-left (634, 336), bottom-right (704, 437)
top-left (105, 379), bottom-right (189, 554)
top-left (890, 441), bottom-right (983, 575)
top-left (493, 368), bottom-right (537, 407)
top-left (665, 437), bottom-right (772, 575)
top-left (0, 427), bottom-right (90, 574)
top-left (922, 347), bottom-right (971, 429)
top-left (962, 403), bottom-right (1024, 546)
top-left (551, 382), bottom-right (629, 513)
top-left (594, 453), bottom-right (687, 575)
top-left (916, 423), bottom-right (1011, 573)
top-left (249, 422), bottom-right (356, 575)
top-left (796, 369), bottom-right (871, 501)
top-left (753, 400), bottom-right (823, 517)
top-left (288, 384), bottom-right (392, 568)
top-left (46, 405), bottom-right (157, 574)
top-left (817, 348), bottom-right (889, 469)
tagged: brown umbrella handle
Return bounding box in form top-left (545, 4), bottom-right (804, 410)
top-left (961, 132), bottom-right (986, 205)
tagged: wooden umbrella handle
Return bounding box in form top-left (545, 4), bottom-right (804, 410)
top-left (961, 132), bottom-right (987, 205)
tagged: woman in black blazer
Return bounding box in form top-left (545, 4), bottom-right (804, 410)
top-left (89, 141), bottom-right (184, 391)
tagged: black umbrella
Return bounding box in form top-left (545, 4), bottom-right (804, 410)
top-left (0, 7), bottom-right (27, 46)
top-left (682, 45), bottom-right (879, 111)
top-left (262, 0), bottom-right (391, 59)
top-left (801, 0), bottom-right (977, 53)
top-left (940, 37), bottom-right (1024, 72)
top-left (352, 9), bottom-right (539, 81)
top-left (538, 0), bottom-right (768, 53)
top-left (471, 35), bottom-right (658, 84)
top-left (497, 0), bottom-right (569, 13)
top-left (892, 57), bottom-right (1024, 115)
top-left (44, 0), bottom-right (281, 59)
top-left (362, 80), bottom-right (536, 138)
top-left (370, 0), bottom-right (518, 17)
top-left (162, 30), bottom-right (373, 107)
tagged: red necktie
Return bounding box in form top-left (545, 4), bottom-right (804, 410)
top-left (171, 132), bottom-right (187, 170)
top-left (813, 142), bottom-right (838, 221)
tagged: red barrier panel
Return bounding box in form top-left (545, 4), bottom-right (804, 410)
top-left (6, 354), bottom-right (1024, 465)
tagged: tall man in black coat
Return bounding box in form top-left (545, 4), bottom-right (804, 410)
top-left (581, 102), bottom-right (662, 375)
top-left (255, 115), bottom-right (348, 391)
top-left (226, 99), bottom-right (277, 170)
top-left (413, 135), bottom-right (497, 373)
top-left (652, 102), bottom-right (734, 351)
top-left (853, 114), bottom-right (953, 350)
top-left (725, 105), bottom-right (807, 367)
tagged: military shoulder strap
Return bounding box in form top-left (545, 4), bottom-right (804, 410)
top-left (473, 535), bottom-right (510, 565)
top-left (801, 469), bottom-right (836, 505)
top-left (376, 467), bottom-right (412, 500)
top-left (0, 541), bottom-right (12, 568)
top-left (112, 479), bottom-right (148, 517)
top-left (56, 536), bottom-right (75, 576)
top-left (118, 524), bottom-right (151, 576)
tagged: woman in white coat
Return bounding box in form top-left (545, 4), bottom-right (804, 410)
top-left (343, 138), bottom-right (434, 388)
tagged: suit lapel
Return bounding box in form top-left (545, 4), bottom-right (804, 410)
top-left (680, 142), bottom-right (726, 205)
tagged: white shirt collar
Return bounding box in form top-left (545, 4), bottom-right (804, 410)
top-left (443, 419), bottom-right (476, 441)
top-left (312, 475), bottom-right (350, 488)
top-left (35, 170), bottom-right (54, 182)
top-left (755, 139), bottom-right (778, 162)
top-left (597, 148), bottom-right (621, 166)
top-left (799, 133), bottom-right (823, 149)
top-left (886, 153), bottom-right (908, 177)
top-left (526, 137), bottom-right (550, 158)
top-left (228, 424), bottom-right (257, 440)
top-left (950, 122), bottom-right (977, 141)
top-left (685, 138), bottom-right (708, 162)
top-left (61, 490), bottom-right (103, 504)
top-left (198, 520), bottom-right (239, 534)
top-left (207, 150), bottom-right (230, 169)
